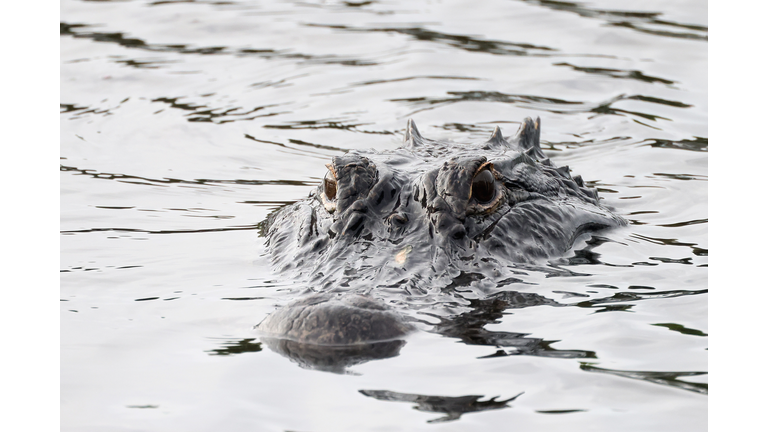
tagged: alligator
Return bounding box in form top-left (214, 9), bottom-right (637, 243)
top-left (257, 117), bottom-right (626, 372)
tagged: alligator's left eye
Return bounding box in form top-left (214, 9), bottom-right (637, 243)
top-left (472, 169), bottom-right (495, 203)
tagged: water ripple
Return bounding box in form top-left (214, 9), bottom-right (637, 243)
top-left (520, 0), bottom-right (707, 41)
top-left (61, 21), bottom-right (386, 67)
top-left (60, 164), bottom-right (313, 187)
top-left (306, 23), bottom-right (557, 56)
top-left (391, 91), bottom-right (690, 123)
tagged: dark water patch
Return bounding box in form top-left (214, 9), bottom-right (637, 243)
top-left (575, 289), bottom-right (707, 309)
top-left (63, 265), bottom-right (144, 272)
top-left (343, 1), bottom-right (375, 7)
top-left (536, 409), bottom-right (586, 414)
top-left (692, 247), bottom-right (707, 257)
top-left (626, 95), bottom-right (692, 108)
top-left (307, 23), bottom-right (556, 57)
top-left (239, 200), bottom-right (298, 207)
top-left (627, 285), bottom-right (655, 290)
top-left (61, 22), bottom-right (149, 48)
top-left (520, 0), bottom-right (707, 41)
top-left (114, 57), bottom-right (177, 69)
top-left (61, 98), bottom-right (134, 119)
top-left (553, 62), bottom-right (675, 85)
top-left (651, 172), bottom-right (707, 181)
top-left (657, 218), bottom-right (707, 228)
top-left (207, 338), bottom-right (263, 356)
top-left (649, 256), bottom-right (693, 265)
top-left (652, 323), bottom-right (707, 337)
top-left (60, 103), bottom-right (89, 114)
top-left (643, 136), bottom-right (707, 152)
top-left (359, 390), bottom-right (523, 423)
top-left (610, 20), bottom-right (707, 41)
top-left (587, 284), bottom-right (618, 289)
top-left (221, 297), bottom-right (265, 301)
top-left (580, 363), bottom-right (707, 394)
top-left (62, 266), bottom-right (100, 272)
top-left (591, 304), bottom-right (633, 313)
top-left (135, 297), bottom-right (159, 301)
top-left (60, 104), bottom-right (112, 119)
top-left (61, 164), bottom-right (314, 187)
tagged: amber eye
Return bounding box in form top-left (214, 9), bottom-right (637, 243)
top-left (324, 170), bottom-right (337, 200)
top-left (472, 169), bottom-right (495, 203)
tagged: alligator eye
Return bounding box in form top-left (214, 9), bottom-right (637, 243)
top-left (324, 170), bottom-right (337, 201)
top-left (472, 169), bottom-right (495, 203)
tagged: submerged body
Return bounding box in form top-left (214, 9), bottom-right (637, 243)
top-left (258, 117), bottom-right (626, 371)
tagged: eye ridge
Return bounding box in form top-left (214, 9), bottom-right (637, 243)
top-left (471, 169), bottom-right (495, 203)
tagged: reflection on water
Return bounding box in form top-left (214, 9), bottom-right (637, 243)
top-left (207, 338), bottom-right (263, 356)
top-left (580, 363), bottom-right (708, 395)
top-left (262, 338), bottom-right (406, 374)
top-left (519, 0), bottom-right (708, 40)
top-left (359, 389), bottom-right (524, 423)
top-left (427, 292), bottom-right (598, 359)
top-left (61, 0), bottom-right (706, 430)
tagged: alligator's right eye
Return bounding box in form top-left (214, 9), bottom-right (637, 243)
top-left (324, 170), bottom-right (337, 200)
top-left (472, 169), bottom-right (495, 203)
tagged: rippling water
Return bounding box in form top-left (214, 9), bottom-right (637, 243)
top-left (61, 1), bottom-right (707, 430)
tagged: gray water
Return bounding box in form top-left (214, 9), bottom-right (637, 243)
top-left (60, 0), bottom-right (707, 430)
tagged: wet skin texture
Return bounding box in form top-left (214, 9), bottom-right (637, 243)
top-left (258, 117), bottom-right (626, 371)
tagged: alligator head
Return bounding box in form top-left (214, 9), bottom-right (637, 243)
top-left (257, 117), bottom-right (626, 372)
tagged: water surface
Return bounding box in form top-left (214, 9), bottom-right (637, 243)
top-left (61, 1), bottom-right (707, 430)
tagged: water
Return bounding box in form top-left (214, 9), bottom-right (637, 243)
top-left (60, 0), bottom-right (707, 430)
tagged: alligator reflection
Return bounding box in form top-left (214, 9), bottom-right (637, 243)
top-left (261, 338), bottom-right (406, 374)
top-left (359, 389), bottom-right (524, 423)
top-left (206, 338), bottom-right (262, 356)
top-left (428, 291), bottom-right (596, 359)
